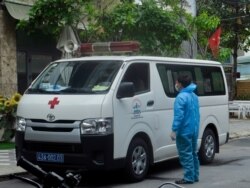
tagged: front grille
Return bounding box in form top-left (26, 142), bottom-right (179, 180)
top-left (31, 127), bottom-right (74, 132)
top-left (30, 119), bottom-right (75, 124)
top-left (25, 142), bottom-right (83, 153)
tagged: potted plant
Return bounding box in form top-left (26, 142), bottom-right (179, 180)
top-left (0, 93), bottom-right (22, 141)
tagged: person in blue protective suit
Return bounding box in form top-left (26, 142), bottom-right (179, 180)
top-left (170, 73), bottom-right (200, 185)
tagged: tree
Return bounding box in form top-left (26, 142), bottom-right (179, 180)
top-left (181, 1), bottom-right (230, 62)
top-left (17, 0), bottom-right (191, 56)
top-left (184, 11), bottom-right (222, 59)
top-left (17, 0), bottom-right (92, 36)
top-left (195, 0), bottom-right (250, 99)
top-left (95, 0), bottom-right (190, 56)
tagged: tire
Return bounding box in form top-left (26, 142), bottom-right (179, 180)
top-left (15, 147), bottom-right (21, 160)
top-left (125, 137), bottom-right (150, 182)
top-left (199, 128), bottom-right (216, 164)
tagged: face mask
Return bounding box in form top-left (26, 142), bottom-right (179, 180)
top-left (175, 84), bottom-right (180, 92)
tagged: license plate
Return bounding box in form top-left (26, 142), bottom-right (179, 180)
top-left (36, 152), bottom-right (64, 163)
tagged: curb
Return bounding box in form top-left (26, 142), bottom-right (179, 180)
top-left (229, 132), bottom-right (250, 140)
top-left (0, 171), bottom-right (28, 182)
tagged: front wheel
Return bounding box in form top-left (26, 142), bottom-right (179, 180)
top-left (198, 128), bottom-right (216, 164)
top-left (125, 137), bottom-right (150, 182)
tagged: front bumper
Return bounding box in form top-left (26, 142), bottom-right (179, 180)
top-left (15, 131), bottom-right (124, 171)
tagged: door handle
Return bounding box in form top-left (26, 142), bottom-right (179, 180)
top-left (147, 100), bottom-right (154, 106)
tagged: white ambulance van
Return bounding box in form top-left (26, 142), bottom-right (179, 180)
top-left (15, 56), bottom-right (229, 181)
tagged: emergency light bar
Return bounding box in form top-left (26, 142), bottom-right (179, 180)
top-left (80, 41), bottom-right (140, 55)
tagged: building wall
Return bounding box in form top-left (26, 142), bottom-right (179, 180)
top-left (0, 9), bottom-right (17, 97)
top-left (237, 80), bottom-right (250, 98)
top-left (180, 0), bottom-right (197, 58)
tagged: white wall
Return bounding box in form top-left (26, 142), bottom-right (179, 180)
top-left (180, 0), bottom-right (197, 58)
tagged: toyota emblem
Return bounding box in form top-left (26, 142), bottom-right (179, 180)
top-left (47, 114), bottom-right (55, 122)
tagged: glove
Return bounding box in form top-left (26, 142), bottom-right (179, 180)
top-left (170, 131), bottom-right (176, 141)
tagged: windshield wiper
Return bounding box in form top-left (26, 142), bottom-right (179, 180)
top-left (60, 88), bottom-right (79, 93)
top-left (60, 87), bottom-right (95, 94)
top-left (27, 88), bottom-right (60, 94)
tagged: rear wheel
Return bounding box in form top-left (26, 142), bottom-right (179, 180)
top-left (199, 128), bottom-right (216, 164)
top-left (125, 137), bottom-right (150, 182)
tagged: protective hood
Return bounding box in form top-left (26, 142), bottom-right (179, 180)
top-left (180, 83), bottom-right (197, 93)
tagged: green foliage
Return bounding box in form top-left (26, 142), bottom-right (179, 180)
top-left (194, 12), bottom-right (220, 30)
top-left (0, 93), bottom-right (22, 141)
top-left (17, 0), bottom-right (92, 37)
top-left (196, 0), bottom-right (250, 59)
top-left (0, 93), bottom-right (22, 115)
top-left (217, 48), bottom-right (231, 62)
top-left (0, 142), bottom-right (15, 150)
top-left (0, 117), bottom-right (15, 141)
top-left (188, 10), bottom-right (221, 59)
top-left (17, 0), bottom-right (191, 56)
top-left (97, 0), bottom-right (190, 55)
top-left (17, 0), bottom-right (250, 59)
top-left (195, 0), bottom-right (250, 99)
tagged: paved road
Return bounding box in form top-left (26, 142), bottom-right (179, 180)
top-left (0, 150), bottom-right (16, 166)
top-left (0, 118), bottom-right (249, 184)
top-left (2, 137), bottom-right (250, 188)
top-left (0, 149), bottom-right (25, 177)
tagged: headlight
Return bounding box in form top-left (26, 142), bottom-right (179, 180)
top-left (16, 117), bottom-right (26, 132)
top-left (80, 118), bottom-right (113, 135)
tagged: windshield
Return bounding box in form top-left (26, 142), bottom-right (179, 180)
top-left (27, 60), bottom-right (123, 94)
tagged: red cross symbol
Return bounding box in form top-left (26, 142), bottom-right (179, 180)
top-left (48, 97), bottom-right (60, 109)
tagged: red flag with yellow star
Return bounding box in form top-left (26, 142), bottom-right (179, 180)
top-left (208, 27), bottom-right (222, 58)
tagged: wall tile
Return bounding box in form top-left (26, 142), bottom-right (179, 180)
top-left (0, 10), bottom-right (17, 96)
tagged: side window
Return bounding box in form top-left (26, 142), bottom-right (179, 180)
top-left (194, 67), bottom-right (204, 95)
top-left (200, 66), bottom-right (225, 95)
top-left (122, 63), bottom-right (150, 94)
top-left (156, 63), bottom-right (225, 97)
top-left (157, 64), bottom-right (194, 97)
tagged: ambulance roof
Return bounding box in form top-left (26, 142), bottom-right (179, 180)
top-left (55, 56), bottom-right (221, 65)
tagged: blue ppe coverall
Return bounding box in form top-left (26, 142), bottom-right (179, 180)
top-left (172, 83), bottom-right (200, 182)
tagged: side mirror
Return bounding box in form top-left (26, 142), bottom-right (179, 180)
top-left (117, 82), bottom-right (135, 99)
top-left (236, 72), bottom-right (240, 78)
